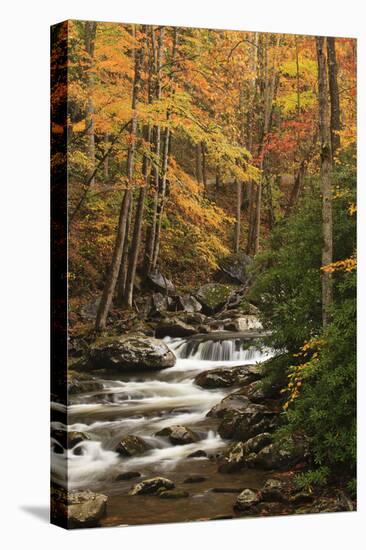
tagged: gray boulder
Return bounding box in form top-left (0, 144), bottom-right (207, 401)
top-left (155, 318), bottom-right (198, 338)
top-left (250, 436), bottom-right (308, 470)
top-left (88, 335), bottom-right (176, 371)
top-left (218, 251), bottom-right (252, 285)
top-left (155, 425), bottom-right (199, 445)
top-left (115, 435), bottom-right (150, 457)
top-left (147, 272), bottom-right (175, 295)
top-left (129, 477), bottom-right (175, 495)
top-left (234, 488), bottom-right (261, 512)
top-left (176, 294), bottom-right (202, 313)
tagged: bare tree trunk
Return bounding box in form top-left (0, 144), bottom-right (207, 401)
top-left (234, 179), bottom-right (242, 253)
top-left (84, 22), bottom-right (97, 185)
top-left (115, 195), bottom-right (134, 304)
top-left (327, 36), bottom-right (341, 157)
top-left (286, 160), bottom-right (306, 214)
top-left (151, 28), bottom-right (178, 272)
top-left (316, 36), bottom-right (333, 327)
top-left (144, 27), bottom-right (164, 274)
top-left (95, 26), bottom-right (143, 331)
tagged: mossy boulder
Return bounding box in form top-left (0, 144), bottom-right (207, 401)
top-left (195, 283), bottom-right (233, 314)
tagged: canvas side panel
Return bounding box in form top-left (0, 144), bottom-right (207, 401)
top-left (50, 20), bottom-right (69, 530)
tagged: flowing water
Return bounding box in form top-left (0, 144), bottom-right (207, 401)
top-left (51, 333), bottom-right (274, 526)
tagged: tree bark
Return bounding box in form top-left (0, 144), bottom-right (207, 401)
top-left (234, 179), bottom-right (242, 253)
top-left (84, 22), bottom-right (97, 185)
top-left (95, 26), bottom-right (143, 331)
top-left (316, 36), bottom-right (333, 327)
top-left (327, 37), bottom-right (341, 157)
top-left (201, 141), bottom-right (207, 191)
top-left (143, 27), bottom-right (164, 274)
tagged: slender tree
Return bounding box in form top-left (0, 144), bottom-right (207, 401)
top-left (84, 22), bottom-right (97, 185)
top-left (327, 37), bottom-right (341, 158)
top-left (316, 36), bottom-right (333, 326)
top-left (95, 27), bottom-right (144, 330)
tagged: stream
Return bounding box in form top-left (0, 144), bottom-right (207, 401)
top-left (51, 334), bottom-right (275, 526)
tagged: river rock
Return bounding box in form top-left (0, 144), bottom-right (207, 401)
top-left (155, 425), bottom-right (199, 445)
top-left (146, 271), bottom-right (175, 295)
top-left (129, 477), bottom-right (175, 495)
top-left (187, 449), bottom-right (208, 458)
top-left (234, 488), bottom-right (261, 512)
top-left (116, 471), bottom-right (141, 480)
top-left (218, 433), bottom-right (273, 472)
top-left (155, 318), bottom-right (198, 338)
top-left (158, 489), bottom-right (189, 499)
top-left (51, 488), bottom-right (108, 528)
top-left (115, 435), bottom-right (150, 457)
top-left (80, 297), bottom-right (101, 321)
top-left (261, 478), bottom-right (287, 502)
top-left (218, 251), bottom-right (253, 285)
top-left (250, 436), bottom-right (308, 470)
top-left (195, 365), bottom-right (262, 389)
top-left (195, 283), bottom-right (232, 314)
top-left (88, 335), bottom-right (176, 371)
top-left (150, 292), bottom-right (171, 316)
top-left (51, 430), bottom-right (91, 450)
top-left (183, 475), bottom-right (207, 483)
top-left (67, 371), bottom-right (104, 395)
top-left (218, 408), bottom-right (278, 441)
top-left (224, 316), bottom-right (263, 332)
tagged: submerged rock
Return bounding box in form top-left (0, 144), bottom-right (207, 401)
top-left (187, 449), bottom-right (208, 458)
top-left (155, 425), bottom-right (199, 445)
top-left (234, 488), bottom-right (261, 512)
top-left (115, 435), bottom-right (150, 457)
top-left (129, 477), bottom-right (175, 495)
top-left (195, 283), bottom-right (233, 314)
top-left (116, 471), bottom-right (141, 481)
top-left (88, 335), bottom-right (176, 371)
top-left (158, 489), bottom-right (189, 499)
top-left (51, 488), bottom-right (108, 528)
top-left (183, 475), bottom-right (207, 483)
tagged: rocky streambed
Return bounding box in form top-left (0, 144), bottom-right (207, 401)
top-left (53, 278), bottom-right (351, 528)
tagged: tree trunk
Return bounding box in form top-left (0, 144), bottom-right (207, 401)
top-left (84, 22), bottom-right (97, 185)
top-left (143, 27), bottom-right (164, 274)
top-left (95, 26), bottom-right (143, 331)
top-left (104, 133), bottom-right (109, 178)
top-left (327, 37), bottom-right (341, 157)
top-left (234, 179), bottom-right (242, 253)
top-left (316, 36), bottom-right (333, 327)
top-left (195, 143), bottom-right (202, 183)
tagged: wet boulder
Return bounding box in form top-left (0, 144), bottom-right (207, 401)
top-left (115, 435), bottom-right (150, 457)
top-left (67, 371), bottom-right (104, 395)
top-left (51, 488), bottom-right (108, 528)
top-left (223, 316), bottom-right (263, 332)
top-left (129, 477), bottom-right (175, 495)
top-left (51, 430), bottom-right (91, 450)
top-left (207, 393), bottom-right (252, 417)
top-left (150, 292), bottom-right (171, 316)
top-left (155, 318), bottom-right (198, 338)
top-left (195, 365), bottom-right (262, 389)
top-left (218, 407), bottom-right (278, 441)
top-left (195, 283), bottom-right (233, 315)
top-left (88, 335), bottom-right (176, 371)
top-left (234, 488), bottom-right (261, 512)
top-left (146, 271), bottom-right (175, 295)
top-left (218, 251), bottom-right (253, 285)
top-left (218, 433), bottom-right (273, 472)
top-left (155, 425), bottom-right (199, 445)
top-left (187, 449), bottom-right (208, 458)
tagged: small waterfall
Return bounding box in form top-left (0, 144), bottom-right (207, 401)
top-left (166, 334), bottom-right (271, 362)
